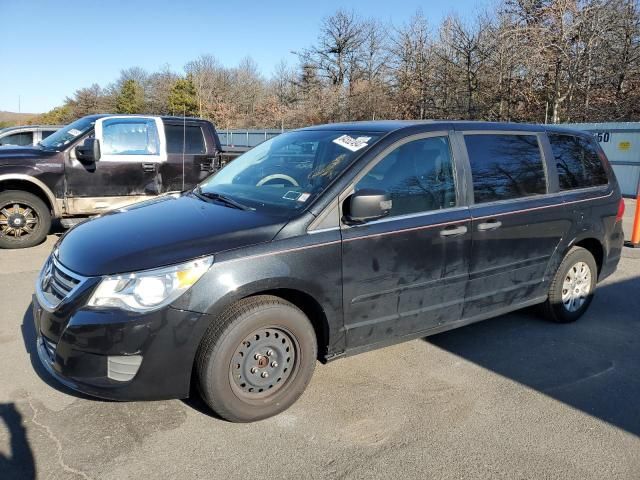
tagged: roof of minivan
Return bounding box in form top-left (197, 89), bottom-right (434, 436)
top-left (298, 120), bottom-right (592, 137)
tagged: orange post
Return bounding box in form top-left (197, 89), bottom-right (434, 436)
top-left (631, 190), bottom-right (640, 246)
top-left (627, 177), bottom-right (640, 248)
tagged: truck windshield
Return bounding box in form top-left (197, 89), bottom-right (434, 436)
top-left (198, 130), bottom-right (381, 217)
top-left (39, 117), bottom-right (96, 150)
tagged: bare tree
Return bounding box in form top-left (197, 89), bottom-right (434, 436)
top-left (146, 65), bottom-right (179, 115)
top-left (34, 2), bottom-right (640, 128)
top-left (389, 12), bottom-right (434, 119)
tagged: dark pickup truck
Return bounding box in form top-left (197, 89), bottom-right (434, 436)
top-left (0, 114), bottom-right (244, 248)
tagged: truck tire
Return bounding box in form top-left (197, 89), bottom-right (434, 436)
top-left (0, 190), bottom-right (51, 249)
top-left (196, 295), bottom-right (317, 422)
top-left (541, 247), bottom-right (598, 323)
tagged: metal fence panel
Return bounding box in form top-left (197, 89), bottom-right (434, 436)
top-left (218, 129), bottom-right (286, 148)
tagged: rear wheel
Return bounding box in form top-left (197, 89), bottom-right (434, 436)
top-left (0, 190), bottom-right (51, 249)
top-left (196, 295), bottom-right (317, 422)
top-left (541, 247), bottom-right (597, 323)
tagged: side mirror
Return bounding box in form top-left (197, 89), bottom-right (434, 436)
top-left (343, 189), bottom-right (391, 224)
top-left (75, 138), bottom-right (101, 163)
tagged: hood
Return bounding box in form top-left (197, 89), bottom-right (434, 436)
top-left (0, 145), bottom-right (53, 165)
top-left (56, 193), bottom-right (287, 276)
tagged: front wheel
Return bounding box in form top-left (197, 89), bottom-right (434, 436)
top-left (0, 190), bottom-right (51, 249)
top-left (541, 247), bottom-right (597, 323)
top-left (196, 295), bottom-right (317, 422)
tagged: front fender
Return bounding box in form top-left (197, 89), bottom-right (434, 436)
top-left (171, 232), bottom-right (344, 364)
top-left (0, 171), bottom-right (63, 216)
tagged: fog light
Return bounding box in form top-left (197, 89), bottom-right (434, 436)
top-left (107, 355), bottom-right (143, 382)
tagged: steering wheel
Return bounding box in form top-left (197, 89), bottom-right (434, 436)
top-left (256, 174), bottom-right (299, 187)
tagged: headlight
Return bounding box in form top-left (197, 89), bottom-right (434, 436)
top-left (88, 256), bottom-right (213, 312)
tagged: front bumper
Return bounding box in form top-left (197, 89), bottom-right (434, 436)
top-left (32, 294), bottom-right (209, 401)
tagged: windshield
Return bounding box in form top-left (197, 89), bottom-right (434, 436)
top-left (198, 130), bottom-right (380, 217)
top-left (39, 116), bottom-right (97, 150)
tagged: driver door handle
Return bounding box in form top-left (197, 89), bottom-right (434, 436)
top-left (440, 225), bottom-right (468, 237)
top-left (477, 219), bottom-right (502, 231)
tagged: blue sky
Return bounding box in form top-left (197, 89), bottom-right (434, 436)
top-left (0, 0), bottom-right (484, 113)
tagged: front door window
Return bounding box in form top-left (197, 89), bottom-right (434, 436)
top-left (101, 118), bottom-right (160, 158)
top-left (354, 135), bottom-right (457, 216)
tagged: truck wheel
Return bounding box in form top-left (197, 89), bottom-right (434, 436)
top-left (196, 295), bottom-right (317, 422)
top-left (0, 190), bottom-right (51, 249)
top-left (541, 247), bottom-right (597, 323)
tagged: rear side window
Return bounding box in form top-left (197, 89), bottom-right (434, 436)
top-left (0, 131), bottom-right (33, 146)
top-left (548, 134), bottom-right (608, 190)
top-left (165, 124), bottom-right (206, 154)
top-left (465, 134), bottom-right (546, 204)
top-left (355, 136), bottom-right (457, 217)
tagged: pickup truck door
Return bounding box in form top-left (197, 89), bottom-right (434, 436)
top-left (64, 116), bottom-right (165, 214)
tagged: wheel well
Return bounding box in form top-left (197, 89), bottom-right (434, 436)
top-left (0, 179), bottom-right (54, 214)
top-left (574, 238), bottom-right (603, 274)
top-left (253, 289), bottom-right (330, 362)
top-left (188, 289), bottom-right (331, 389)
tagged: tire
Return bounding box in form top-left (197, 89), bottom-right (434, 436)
top-left (196, 295), bottom-right (317, 422)
top-left (0, 190), bottom-right (51, 249)
top-left (541, 246), bottom-right (598, 323)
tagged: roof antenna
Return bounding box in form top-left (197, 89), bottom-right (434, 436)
top-left (182, 105), bottom-right (186, 191)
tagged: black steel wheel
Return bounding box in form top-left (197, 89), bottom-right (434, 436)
top-left (196, 295), bottom-right (317, 422)
top-left (230, 327), bottom-right (299, 398)
top-left (0, 190), bottom-right (51, 249)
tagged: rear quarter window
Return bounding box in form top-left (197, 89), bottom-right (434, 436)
top-left (464, 134), bottom-right (547, 204)
top-left (41, 130), bottom-right (56, 140)
top-left (165, 124), bottom-right (206, 154)
top-left (548, 134), bottom-right (608, 190)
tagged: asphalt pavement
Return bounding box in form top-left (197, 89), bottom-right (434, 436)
top-left (1, 206), bottom-right (639, 479)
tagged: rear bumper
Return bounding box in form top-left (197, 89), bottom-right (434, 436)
top-left (600, 252), bottom-right (621, 282)
top-left (600, 222), bottom-right (625, 281)
top-left (32, 294), bottom-right (210, 401)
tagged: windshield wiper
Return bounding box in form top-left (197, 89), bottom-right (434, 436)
top-left (195, 187), bottom-right (253, 211)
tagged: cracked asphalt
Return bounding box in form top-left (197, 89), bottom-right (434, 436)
top-left (1, 204), bottom-right (639, 479)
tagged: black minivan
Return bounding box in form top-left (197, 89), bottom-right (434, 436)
top-left (33, 121), bottom-right (625, 422)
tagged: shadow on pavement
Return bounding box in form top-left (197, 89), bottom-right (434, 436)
top-left (181, 390), bottom-right (224, 421)
top-left (0, 403), bottom-right (36, 480)
top-left (426, 275), bottom-right (640, 437)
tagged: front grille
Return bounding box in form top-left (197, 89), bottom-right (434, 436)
top-left (37, 256), bottom-right (86, 309)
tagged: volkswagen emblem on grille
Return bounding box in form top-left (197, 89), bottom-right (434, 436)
top-left (41, 259), bottom-right (53, 290)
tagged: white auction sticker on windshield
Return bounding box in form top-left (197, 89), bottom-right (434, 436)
top-left (332, 135), bottom-right (371, 152)
top-left (297, 193), bottom-right (311, 202)
top-left (67, 129), bottom-right (82, 136)
top-left (283, 191), bottom-right (301, 201)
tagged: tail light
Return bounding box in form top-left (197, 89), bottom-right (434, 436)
top-left (616, 198), bottom-right (625, 223)
top-left (596, 144), bottom-right (612, 168)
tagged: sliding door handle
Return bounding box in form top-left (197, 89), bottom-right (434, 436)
top-left (440, 225), bottom-right (468, 237)
top-left (477, 220), bottom-right (502, 231)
